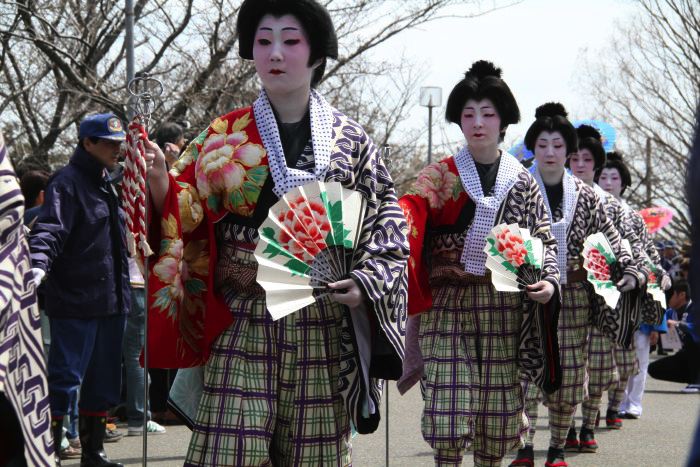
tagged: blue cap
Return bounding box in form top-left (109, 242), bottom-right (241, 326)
top-left (655, 241), bottom-right (664, 250)
top-left (79, 113), bottom-right (126, 141)
top-left (664, 240), bottom-right (677, 249)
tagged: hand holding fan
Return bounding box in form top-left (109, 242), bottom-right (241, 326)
top-left (484, 223), bottom-right (544, 292)
top-left (581, 232), bottom-right (621, 309)
top-left (644, 258), bottom-right (667, 309)
top-left (255, 181), bottom-right (366, 320)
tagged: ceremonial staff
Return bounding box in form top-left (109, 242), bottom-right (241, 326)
top-left (125, 73), bottom-right (163, 467)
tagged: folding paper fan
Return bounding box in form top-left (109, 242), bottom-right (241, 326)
top-left (484, 223), bottom-right (544, 292)
top-left (572, 119), bottom-right (617, 152)
top-left (644, 257), bottom-right (667, 309)
top-left (254, 181), bottom-right (367, 320)
top-left (639, 206), bottom-right (674, 235)
top-left (581, 232), bottom-right (620, 309)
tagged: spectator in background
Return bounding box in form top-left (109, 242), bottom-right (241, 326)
top-left (20, 169), bottom-right (50, 227)
top-left (663, 240), bottom-right (682, 278)
top-left (154, 122), bottom-right (186, 168)
top-left (122, 259), bottom-right (166, 436)
top-left (648, 280), bottom-right (700, 394)
top-left (28, 113), bottom-right (130, 467)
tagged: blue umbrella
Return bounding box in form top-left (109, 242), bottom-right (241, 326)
top-left (507, 140), bottom-right (534, 164)
top-left (572, 119), bottom-right (617, 152)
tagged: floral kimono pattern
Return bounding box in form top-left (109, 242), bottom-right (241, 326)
top-left (400, 154), bottom-right (561, 395)
top-left (146, 92), bottom-right (409, 435)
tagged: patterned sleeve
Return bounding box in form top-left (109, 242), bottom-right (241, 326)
top-left (525, 174), bottom-right (560, 288)
top-left (147, 131), bottom-right (225, 368)
top-left (590, 191), bottom-right (636, 279)
top-left (609, 200), bottom-right (649, 283)
top-left (630, 210), bottom-right (669, 282)
top-left (348, 131), bottom-right (409, 354)
top-left (398, 188), bottom-right (432, 316)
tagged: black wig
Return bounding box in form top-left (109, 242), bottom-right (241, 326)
top-left (569, 124), bottom-right (606, 170)
top-left (597, 151), bottom-right (632, 195)
top-left (445, 60), bottom-right (520, 138)
top-left (237, 0), bottom-right (338, 87)
top-left (524, 102), bottom-right (578, 154)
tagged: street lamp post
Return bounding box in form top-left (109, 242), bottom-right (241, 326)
top-left (419, 86), bottom-right (442, 165)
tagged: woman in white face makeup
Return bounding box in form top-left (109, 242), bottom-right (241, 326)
top-left (564, 129), bottom-right (666, 456)
top-left (140, 0), bottom-right (409, 465)
top-left (510, 104), bottom-right (640, 467)
top-left (596, 153), bottom-right (671, 426)
top-left (399, 61), bottom-right (560, 467)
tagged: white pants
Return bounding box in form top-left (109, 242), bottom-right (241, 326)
top-left (619, 331), bottom-right (650, 416)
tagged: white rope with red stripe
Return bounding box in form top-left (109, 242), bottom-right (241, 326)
top-left (122, 118), bottom-right (153, 266)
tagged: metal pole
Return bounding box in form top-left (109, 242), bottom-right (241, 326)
top-left (385, 388), bottom-right (389, 467)
top-left (124, 2), bottom-right (148, 464)
top-left (646, 137), bottom-right (652, 206)
top-left (427, 105), bottom-right (433, 165)
top-left (125, 0), bottom-right (136, 119)
top-left (128, 73), bottom-right (163, 467)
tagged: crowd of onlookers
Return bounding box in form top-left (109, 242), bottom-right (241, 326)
top-left (18, 117), bottom-right (192, 462)
top-left (646, 240), bottom-right (700, 395)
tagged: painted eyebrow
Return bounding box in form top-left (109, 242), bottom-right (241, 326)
top-left (463, 105), bottom-right (494, 110)
top-left (258, 27), bottom-right (300, 31)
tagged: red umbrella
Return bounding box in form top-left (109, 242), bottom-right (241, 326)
top-left (639, 206), bottom-right (675, 234)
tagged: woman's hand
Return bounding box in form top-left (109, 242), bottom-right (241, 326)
top-left (526, 280), bottom-right (555, 304)
top-left (328, 278), bottom-right (366, 309)
top-left (616, 273), bottom-right (638, 293)
top-left (661, 274), bottom-right (672, 291)
top-left (163, 142), bottom-right (181, 163)
top-left (143, 140), bottom-right (167, 174)
top-left (143, 139), bottom-right (169, 215)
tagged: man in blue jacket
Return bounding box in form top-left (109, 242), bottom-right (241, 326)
top-left (29, 113), bottom-right (130, 467)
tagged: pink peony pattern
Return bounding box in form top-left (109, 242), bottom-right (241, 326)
top-left (587, 248), bottom-right (611, 280)
top-left (276, 196), bottom-right (331, 261)
top-left (409, 162), bottom-right (458, 210)
top-left (495, 230), bottom-right (528, 267)
top-left (194, 122), bottom-right (267, 216)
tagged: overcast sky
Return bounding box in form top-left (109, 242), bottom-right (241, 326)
top-left (368, 0), bottom-right (639, 156)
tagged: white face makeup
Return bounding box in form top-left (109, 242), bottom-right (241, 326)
top-left (460, 99), bottom-right (502, 152)
top-left (598, 167), bottom-right (624, 198)
top-left (534, 131), bottom-right (567, 178)
top-left (252, 14), bottom-right (317, 97)
top-left (569, 149), bottom-right (596, 184)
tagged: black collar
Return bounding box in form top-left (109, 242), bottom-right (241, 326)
top-left (70, 145), bottom-right (108, 180)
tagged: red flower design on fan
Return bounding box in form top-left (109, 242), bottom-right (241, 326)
top-left (587, 248), bottom-right (611, 280)
top-left (496, 230), bottom-right (528, 267)
top-left (277, 196), bottom-right (331, 260)
top-left (648, 271), bottom-right (657, 285)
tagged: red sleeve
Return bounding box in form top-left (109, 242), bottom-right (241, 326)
top-left (399, 193), bottom-right (432, 315)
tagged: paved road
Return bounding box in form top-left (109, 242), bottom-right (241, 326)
top-left (64, 357), bottom-right (699, 466)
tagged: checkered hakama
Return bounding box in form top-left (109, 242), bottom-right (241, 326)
top-left (582, 308), bottom-right (621, 429)
top-left (522, 282), bottom-right (589, 449)
top-left (609, 343), bottom-right (638, 411)
top-left (522, 379), bottom-right (541, 445)
top-left (185, 253), bottom-right (351, 466)
top-left (585, 327), bottom-right (618, 395)
top-left (543, 282), bottom-right (590, 407)
top-left (419, 283), bottom-right (528, 459)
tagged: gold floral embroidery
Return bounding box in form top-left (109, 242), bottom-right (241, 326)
top-left (177, 183), bottom-right (204, 233)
